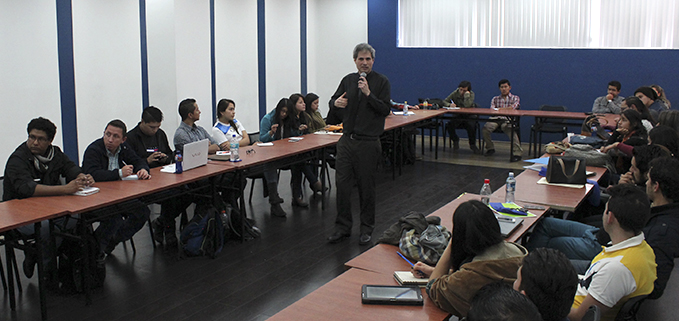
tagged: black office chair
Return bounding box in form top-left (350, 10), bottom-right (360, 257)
top-left (615, 295), bottom-right (647, 321)
top-left (583, 305), bottom-right (601, 321)
top-left (418, 119), bottom-right (441, 157)
top-left (443, 118), bottom-right (482, 150)
top-left (529, 105), bottom-right (569, 157)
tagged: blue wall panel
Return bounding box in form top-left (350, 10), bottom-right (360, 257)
top-left (368, 0), bottom-right (679, 140)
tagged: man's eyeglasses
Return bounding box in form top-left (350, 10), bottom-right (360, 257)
top-left (246, 149), bottom-right (256, 155)
top-left (28, 135), bottom-right (50, 144)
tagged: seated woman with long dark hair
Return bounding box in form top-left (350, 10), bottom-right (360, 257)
top-left (285, 93), bottom-right (325, 207)
top-left (412, 200), bottom-right (527, 317)
top-left (212, 98), bottom-right (250, 148)
top-left (621, 96), bottom-right (655, 132)
top-left (601, 109), bottom-right (648, 173)
top-left (304, 93), bottom-right (327, 133)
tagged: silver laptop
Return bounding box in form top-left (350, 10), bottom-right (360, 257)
top-left (497, 216), bottom-right (524, 238)
top-left (182, 139), bottom-right (209, 171)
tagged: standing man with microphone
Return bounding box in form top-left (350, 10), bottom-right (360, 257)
top-left (327, 43), bottom-right (391, 245)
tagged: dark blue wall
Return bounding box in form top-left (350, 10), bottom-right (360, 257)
top-left (368, 0), bottom-right (678, 140)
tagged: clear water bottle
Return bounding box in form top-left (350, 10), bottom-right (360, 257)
top-left (591, 124), bottom-right (597, 138)
top-left (174, 151), bottom-right (183, 174)
top-left (403, 100), bottom-right (408, 115)
top-left (505, 172), bottom-right (516, 203)
top-left (480, 179), bottom-right (492, 205)
top-left (229, 134), bottom-right (240, 162)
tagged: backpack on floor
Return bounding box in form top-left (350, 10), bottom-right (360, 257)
top-left (180, 204), bottom-right (225, 258)
top-left (57, 232), bottom-right (106, 294)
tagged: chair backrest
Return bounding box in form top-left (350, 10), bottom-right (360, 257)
top-left (538, 105), bottom-right (569, 125)
top-left (249, 131), bottom-right (260, 145)
top-left (615, 295), bottom-right (647, 321)
top-left (583, 305), bottom-right (601, 321)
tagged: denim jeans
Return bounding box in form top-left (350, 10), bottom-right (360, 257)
top-left (526, 217), bottom-right (602, 260)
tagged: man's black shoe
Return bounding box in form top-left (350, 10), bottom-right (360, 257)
top-left (511, 155), bottom-right (522, 162)
top-left (452, 140), bottom-right (460, 150)
top-left (327, 231), bottom-right (350, 244)
top-left (359, 233), bottom-right (372, 245)
top-left (470, 145), bottom-right (480, 154)
top-left (151, 218), bottom-right (165, 245)
top-left (271, 203), bottom-right (287, 217)
top-left (485, 149), bottom-right (495, 156)
top-left (23, 252), bottom-right (37, 278)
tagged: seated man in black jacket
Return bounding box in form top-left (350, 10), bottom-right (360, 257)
top-left (82, 119), bottom-right (151, 255)
top-left (3, 117), bottom-right (94, 277)
top-left (126, 107), bottom-right (191, 248)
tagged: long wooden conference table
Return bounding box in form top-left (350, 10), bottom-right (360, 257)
top-left (0, 109), bottom-right (447, 320)
top-left (272, 158), bottom-right (608, 320)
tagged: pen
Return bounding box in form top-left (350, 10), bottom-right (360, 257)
top-left (397, 252), bottom-right (426, 278)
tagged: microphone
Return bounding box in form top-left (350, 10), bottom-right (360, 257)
top-left (360, 72), bottom-right (366, 79)
top-left (358, 72), bottom-right (367, 100)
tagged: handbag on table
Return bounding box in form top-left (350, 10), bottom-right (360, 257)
top-left (547, 156), bottom-right (587, 184)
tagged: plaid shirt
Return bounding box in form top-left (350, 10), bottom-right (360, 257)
top-left (490, 93), bottom-right (520, 121)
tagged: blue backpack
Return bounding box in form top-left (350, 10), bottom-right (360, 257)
top-left (180, 205), bottom-right (224, 258)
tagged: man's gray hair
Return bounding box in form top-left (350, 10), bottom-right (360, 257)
top-left (353, 43), bottom-right (375, 59)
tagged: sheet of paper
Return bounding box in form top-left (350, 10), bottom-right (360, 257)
top-left (122, 174), bottom-right (139, 181)
top-left (74, 186), bottom-right (100, 196)
top-left (256, 142), bottom-right (274, 146)
top-left (161, 164), bottom-right (176, 173)
top-left (536, 177), bottom-right (585, 189)
top-left (392, 111), bottom-right (415, 115)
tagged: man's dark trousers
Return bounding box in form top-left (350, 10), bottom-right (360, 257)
top-left (334, 134), bottom-right (381, 235)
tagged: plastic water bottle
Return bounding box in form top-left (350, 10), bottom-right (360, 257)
top-left (505, 172), bottom-right (516, 203)
top-left (174, 151), bottom-right (183, 174)
top-left (591, 124), bottom-right (597, 138)
top-left (403, 101), bottom-right (408, 115)
top-left (480, 179), bottom-right (492, 205)
top-left (229, 134), bottom-right (240, 162)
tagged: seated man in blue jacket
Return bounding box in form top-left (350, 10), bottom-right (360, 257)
top-left (82, 119), bottom-right (151, 256)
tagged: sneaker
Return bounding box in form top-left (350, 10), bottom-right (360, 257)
top-left (484, 149), bottom-right (495, 156)
top-left (292, 197), bottom-right (309, 208)
top-left (511, 155), bottom-right (522, 162)
top-left (470, 145), bottom-right (480, 154)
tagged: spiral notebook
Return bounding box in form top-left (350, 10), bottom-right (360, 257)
top-left (393, 271), bottom-right (428, 287)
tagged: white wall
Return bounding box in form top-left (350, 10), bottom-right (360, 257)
top-left (0, 1), bottom-right (368, 175)
top-left (146, 0), bottom-right (180, 140)
top-left (265, 0), bottom-right (302, 115)
top-left (215, 0), bottom-right (259, 133)
top-left (174, 0), bottom-right (213, 132)
top-left (0, 1), bottom-right (62, 174)
top-left (72, 0), bottom-right (143, 160)
top-left (307, 0), bottom-right (368, 114)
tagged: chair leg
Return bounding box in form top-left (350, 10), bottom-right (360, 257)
top-left (0, 252), bottom-right (7, 292)
top-left (128, 237), bottom-right (136, 253)
top-left (248, 178), bottom-right (255, 204)
top-left (147, 216), bottom-right (155, 247)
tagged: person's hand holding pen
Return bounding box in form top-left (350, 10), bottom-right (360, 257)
top-left (412, 261), bottom-right (435, 279)
top-left (121, 164), bottom-right (135, 177)
top-left (397, 251), bottom-right (429, 278)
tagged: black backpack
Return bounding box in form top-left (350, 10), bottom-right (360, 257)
top-left (180, 203), bottom-right (225, 258)
top-left (57, 232), bottom-right (106, 294)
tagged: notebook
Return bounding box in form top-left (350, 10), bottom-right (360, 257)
top-left (393, 271), bottom-right (428, 287)
top-left (182, 139), bottom-right (209, 171)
